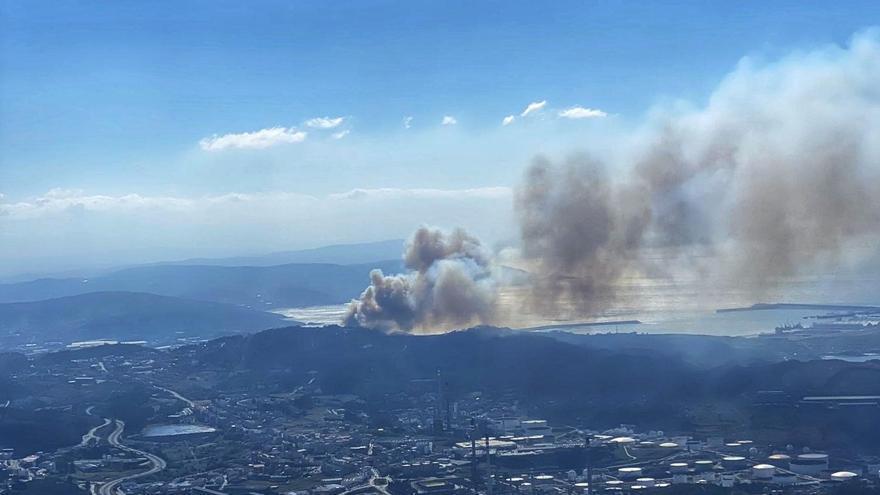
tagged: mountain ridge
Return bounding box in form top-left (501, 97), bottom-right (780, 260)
top-left (0, 291), bottom-right (292, 346)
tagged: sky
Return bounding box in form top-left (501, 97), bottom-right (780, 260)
top-left (2, 1), bottom-right (880, 277)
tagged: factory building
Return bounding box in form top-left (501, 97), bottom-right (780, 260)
top-left (519, 420), bottom-right (553, 439)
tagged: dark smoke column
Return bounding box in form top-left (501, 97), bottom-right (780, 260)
top-left (515, 154), bottom-right (651, 317)
top-left (515, 33), bottom-right (880, 317)
top-left (343, 227), bottom-right (497, 332)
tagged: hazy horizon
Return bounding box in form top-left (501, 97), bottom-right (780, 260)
top-left (4, 2), bottom-right (880, 282)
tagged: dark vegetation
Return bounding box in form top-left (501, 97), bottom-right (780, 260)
top-left (0, 408), bottom-right (91, 453)
top-left (7, 325), bottom-right (880, 455)
top-left (176, 325), bottom-right (880, 449)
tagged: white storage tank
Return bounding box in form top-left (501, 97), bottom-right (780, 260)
top-left (751, 464), bottom-right (776, 480)
top-left (767, 454), bottom-right (790, 462)
top-left (617, 467), bottom-right (642, 480)
top-left (790, 453), bottom-right (829, 475)
top-left (669, 462), bottom-right (689, 474)
top-left (694, 460), bottom-right (714, 472)
top-left (533, 474), bottom-right (554, 485)
top-left (830, 471), bottom-right (858, 482)
top-left (722, 456), bottom-right (747, 470)
top-left (635, 478), bottom-right (655, 487)
top-left (609, 437), bottom-right (636, 445)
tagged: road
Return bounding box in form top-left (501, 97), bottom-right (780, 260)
top-left (155, 385), bottom-right (195, 409)
top-left (339, 468), bottom-right (392, 495)
top-left (93, 419), bottom-right (167, 495)
top-left (80, 417), bottom-right (112, 447)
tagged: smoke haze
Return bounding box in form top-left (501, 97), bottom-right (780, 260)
top-left (515, 31), bottom-right (880, 317)
top-left (348, 32), bottom-right (880, 330)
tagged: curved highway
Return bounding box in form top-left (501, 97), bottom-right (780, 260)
top-left (155, 385), bottom-right (195, 409)
top-left (80, 417), bottom-right (112, 448)
top-left (94, 420), bottom-right (167, 495)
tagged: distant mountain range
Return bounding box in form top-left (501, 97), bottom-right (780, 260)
top-left (0, 291), bottom-right (292, 345)
top-left (139, 239), bottom-right (406, 268)
top-left (0, 239), bottom-right (406, 283)
top-left (0, 259), bottom-right (404, 308)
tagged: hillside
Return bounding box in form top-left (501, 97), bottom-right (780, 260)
top-left (0, 260), bottom-right (404, 308)
top-left (148, 239), bottom-right (406, 267)
top-left (0, 291), bottom-right (291, 345)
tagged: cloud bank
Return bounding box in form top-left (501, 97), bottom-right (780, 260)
top-left (199, 127), bottom-right (307, 151)
top-left (305, 116), bottom-right (345, 129)
top-left (0, 187), bottom-right (514, 277)
top-left (520, 100), bottom-right (547, 117)
top-left (558, 106), bottom-right (607, 119)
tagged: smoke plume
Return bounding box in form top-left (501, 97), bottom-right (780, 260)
top-left (347, 32), bottom-right (880, 328)
top-left (516, 32), bottom-right (880, 315)
top-left (343, 227), bottom-right (496, 332)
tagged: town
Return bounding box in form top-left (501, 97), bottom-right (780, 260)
top-left (3, 327), bottom-right (880, 495)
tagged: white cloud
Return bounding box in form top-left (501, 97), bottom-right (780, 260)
top-left (329, 186), bottom-right (511, 201)
top-left (305, 116), bottom-right (345, 129)
top-left (199, 127), bottom-right (307, 151)
top-left (520, 100), bottom-right (547, 117)
top-left (502, 115), bottom-right (515, 126)
top-left (441, 115), bottom-right (457, 126)
top-left (332, 130), bottom-right (350, 140)
top-left (0, 188), bottom-right (197, 218)
top-left (558, 106), bottom-right (608, 119)
top-left (403, 116), bottom-right (413, 129)
top-left (0, 187), bottom-right (512, 220)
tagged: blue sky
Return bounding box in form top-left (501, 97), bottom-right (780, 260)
top-left (1, 1), bottom-right (880, 274)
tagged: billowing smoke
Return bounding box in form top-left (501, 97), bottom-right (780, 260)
top-left (347, 33), bottom-right (880, 328)
top-left (516, 32), bottom-right (880, 315)
top-left (343, 227), bottom-right (496, 332)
